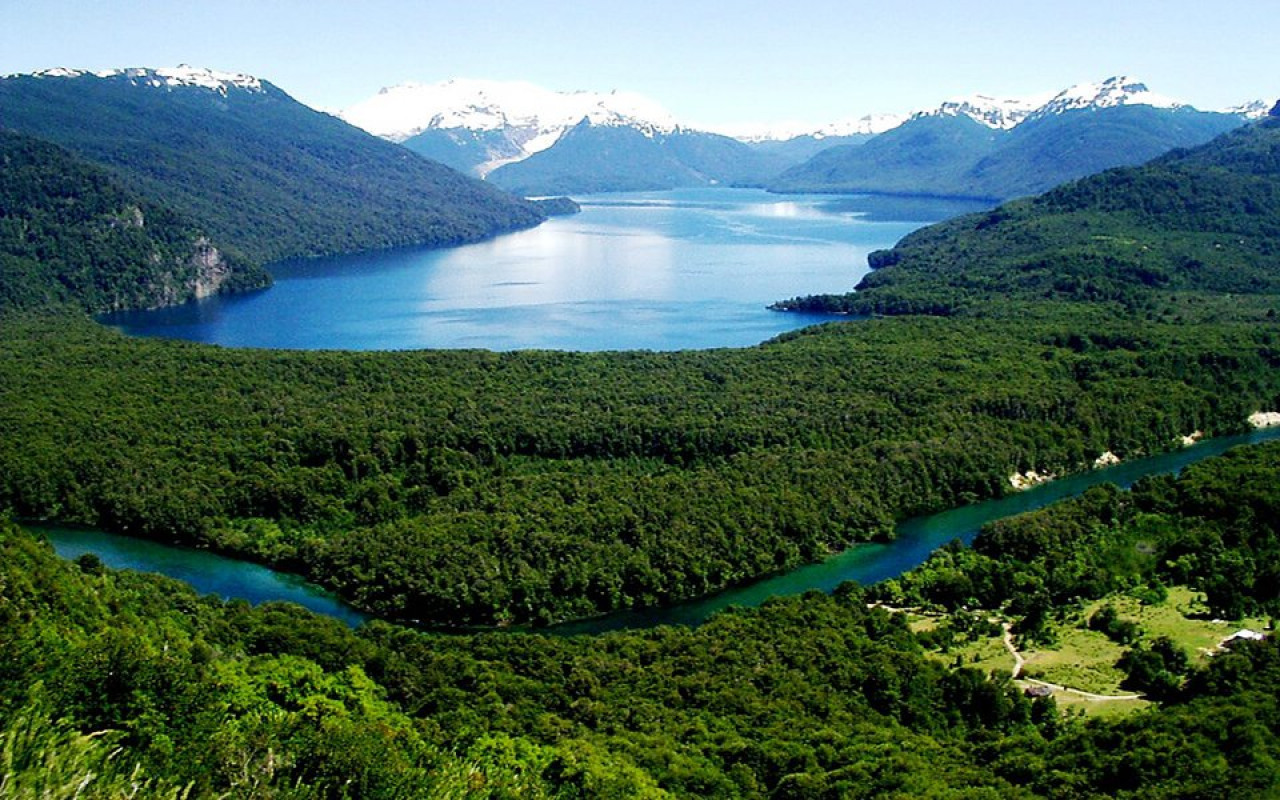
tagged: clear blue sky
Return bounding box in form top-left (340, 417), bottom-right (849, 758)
top-left (3, 0), bottom-right (1276, 125)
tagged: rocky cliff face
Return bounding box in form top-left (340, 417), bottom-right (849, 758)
top-left (137, 234), bottom-right (258, 311)
top-left (189, 237), bottom-right (232, 299)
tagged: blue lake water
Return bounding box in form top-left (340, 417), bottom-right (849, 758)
top-left (100, 189), bottom-right (989, 352)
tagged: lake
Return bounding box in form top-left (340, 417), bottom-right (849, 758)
top-left (99, 190), bottom-right (989, 351)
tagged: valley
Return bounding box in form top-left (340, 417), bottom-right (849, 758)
top-left (1, 50), bottom-right (1280, 798)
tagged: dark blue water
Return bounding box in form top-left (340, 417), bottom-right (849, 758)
top-left (34, 428), bottom-right (1278, 634)
top-left (99, 190), bottom-right (987, 352)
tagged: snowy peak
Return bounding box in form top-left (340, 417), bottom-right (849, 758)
top-left (1226, 98), bottom-right (1280, 119)
top-left (740, 76), bottom-right (1194, 144)
top-left (909, 77), bottom-right (1182, 130)
top-left (1030, 76), bottom-right (1181, 119)
top-left (340, 78), bottom-right (679, 145)
top-left (13, 65), bottom-right (265, 96)
top-left (913, 91), bottom-right (1054, 130)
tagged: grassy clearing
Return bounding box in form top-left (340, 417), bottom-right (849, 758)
top-left (1021, 625), bottom-right (1127, 694)
top-left (914, 585), bottom-right (1273, 718)
top-left (1080, 587), bottom-right (1271, 662)
top-left (919, 619), bottom-right (1012, 677)
top-left (1022, 586), bottom-right (1271, 697)
top-left (1054, 693), bottom-right (1153, 719)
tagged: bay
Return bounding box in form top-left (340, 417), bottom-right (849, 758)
top-left (99, 189), bottom-right (987, 352)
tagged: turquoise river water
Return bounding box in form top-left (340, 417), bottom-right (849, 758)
top-left (33, 428), bottom-right (1280, 636)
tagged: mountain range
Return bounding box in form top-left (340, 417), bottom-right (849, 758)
top-left (341, 78), bottom-right (681, 176)
top-left (775, 103), bottom-right (1280, 315)
top-left (769, 102), bottom-right (1245, 200)
top-left (340, 75), bottom-right (1273, 197)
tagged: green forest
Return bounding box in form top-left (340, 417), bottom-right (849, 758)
top-left (0, 131), bottom-right (269, 313)
top-left (5, 443), bottom-right (1280, 796)
top-left (1, 83), bottom-right (1279, 797)
top-left (4, 307), bottom-right (1278, 625)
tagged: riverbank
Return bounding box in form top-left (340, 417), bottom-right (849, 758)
top-left (35, 426), bottom-right (1280, 637)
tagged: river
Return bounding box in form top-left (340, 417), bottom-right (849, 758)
top-left (33, 427), bottom-right (1280, 636)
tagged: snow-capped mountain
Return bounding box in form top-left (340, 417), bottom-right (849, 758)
top-left (1026, 76), bottom-right (1181, 120)
top-left (911, 91), bottom-right (1055, 130)
top-left (14, 65), bottom-right (265, 95)
top-left (731, 77), bottom-right (1190, 144)
top-left (340, 79), bottom-right (680, 174)
top-left (910, 77), bottom-right (1181, 130)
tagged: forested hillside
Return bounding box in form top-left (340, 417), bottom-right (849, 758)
top-left (7, 438), bottom-right (1280, 798)
top-left (3, 307), bottom-right (1277, 625)
top-left (487, 122), bottom-right (781, 194)
top-left (0, 130), bottom-right (267, 311)
top-left (0, 70), bottom-right (546, 264)
top-left (775, 114), bottom-right (1280, 315)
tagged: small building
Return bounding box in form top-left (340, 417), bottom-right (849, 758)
top-left (1024, 685), bottom-right (1054, 698)
top-left (1221, 629), bottom-right (1267, 649)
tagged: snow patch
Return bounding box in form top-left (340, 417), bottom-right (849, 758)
top-left (153, 65), bottom-right (263, 93)
top-left (1225, 99), bottom-right (1278, 119)
top-left (911, 90), bottom-right (1056, 130)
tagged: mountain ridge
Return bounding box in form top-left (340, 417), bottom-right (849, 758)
top-left (0, 67), bottom-right (546, 264)
top-left (773, 113), bottom-right (1280, 314)
top-left (769, 103), bottom-right (1246, 200)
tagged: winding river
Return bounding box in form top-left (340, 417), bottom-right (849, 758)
top-left (33, 427), bottom-right (1280, 636)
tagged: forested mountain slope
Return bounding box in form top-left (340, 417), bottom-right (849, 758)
top-left (0, 130), bottom-right (267, 311)
top-left (486, 122), bottom-right (780, 195)
top-left (775, 113), bottom-right (1280, 315)
top-left (0, 69), bottom-right (545, 264)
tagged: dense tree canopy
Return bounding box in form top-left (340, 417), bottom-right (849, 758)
top-left (0, 130), bottom-right (267, 311)
top-left (3, 306), bottom-right (1276, 625)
